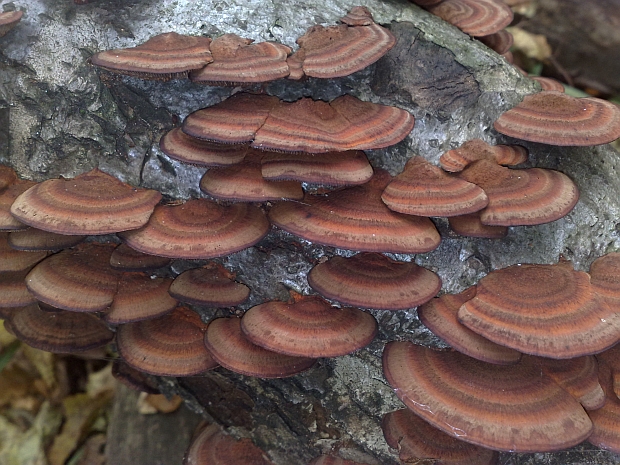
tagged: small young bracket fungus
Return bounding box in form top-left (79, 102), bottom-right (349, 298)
top-left (260, 150), bottom-right (373, 186)
top-left (10, 169), bottom-right (162, 235)
top-left (0, 179), bottom-right (37, 231)
top-left (0, 165), bottom-right (17, 191)
top-left (116, 306), bottom-right (218, 377)
top-left (9, 303), bottom-right (114, 353)
top-left (8, 228), bottom-right (85, 252)
top-left (494, 91), bottom-right (620, 146)
top-left (118, 199), bottom-right (270, 260)
top-left (383, 342), bottom-right (593, 452)
top-left (288, 6), bottom-right (395, 80)
top-left (478, 29), bottom-right (513, 55)
top-left (241, 295), bottom-right (378, 358)
top-left (307, 252), bottom-right (441, 310)
top-left (269, 170), bottom-right (440, 253)
top-left (0, 10), bottom-right (23, 38)
top-left (382, 408), bottom-right (499, 465)
top-left (109, 243), bottom-right (171, 272)
top-left (426, 0), bottom-right (514, 37)
top-left (199, 151), bottom-right (304, 202)
top-left (439, 139), bottom-right (528, 173)
top-left (587, 359), bottom-right (620, 453)
top-left (168, 265), bottom-right (250, 307)
top-left (448, 212), bottom-right (508, 238)
top-left (458, 159), bottom-right (579, 227)
top-left (183, 423), bottom-right (275, 465)
top-left (458, 261), bottom-right (620, 358)
top-left (25, 242), bottom-right (119, 312)
top-left (0, 270), bottom-right (37, 308)
top-left (159, 128), bottom-right (249, 167)
top-left (90, 32), bottom-right (213, 80)
top-left (381, 156), bottom-right (489, 217)
top-left (103, 273), bottom-right (177, 325)
top-left (189, 33), bottom-right (291, 85)
top-left (204, 317), bottom-right (316, 378)
top-left (417, 286), bottom-right (522, 365)
top-left (0, 233), bottom-right (48, 272)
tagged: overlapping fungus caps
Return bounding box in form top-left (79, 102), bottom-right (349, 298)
top-left (184, 423), bottom-right (274, 465)
top-left (269, 170), bottom-right (440, 253)
top-left (253, 95), bottom-right (415, 153)
top-left (116, 306), bottom-right (218, 376)
top-left (199, 151), bottom-right (303, 202)
top-left (168, 265), bottom-right (250, 307)
top-left (159, 128), bottom-right (249, 166)
top-left (587, 358), bottom-right (620, 453)
top-left (8, 228), bottom-right (85, 252)
top-left (381, 156), bottom-right (488, 217)
top-left (494, 91), bottom-right (620, 146)
top-left (478, 29), bottom-right (513, 55)
top-left (596, 344), bottom-right (620, 399)
top-left (0, 165), bottom-right (17, 191)
top-left (9, 303), bottom-right (114, 353)
top-left (0, 232), bottom-right (48, 272)
top-left (382, 408), bottom-right (499, 465)
top-left (458, 159), bottom-right (579, 226)
top-left (0, 270), bottom-right (36, 308)
top-left (25, 243), bottom-right (119, 312)
top-left (10, 169), bottom-right (162, 235)
top-left (90, 32), bottom-right (213, 80)
top-left (589, 252), bottom-right (620, 309)
top-left (112, 361), bottom-right (160, 395)
top-left (531, 76), bottom-right (565, 92)
top-left (241, 296), bottom-right (378, 358)
top-left (458, 261), bottom-right (620, 358)
top-left (118, 199), bottom-right (270, 260)
top-left (382, 342), bottom-right (593, 452)
top-left (0, 179), bottom-right (37, 230)
top-left (260, 150), bottom-right (373, 186)
top-left (190, 33), bottom-right (291, 84)
top-left (204, 317), bottom-right (316, 378)
top-left (426, 0), bottom-right (514, 37)
top-left (417, 287), bottom-right (522, 365)
top-left (307, 252), bottom-right (441, 310)
top-left (109, 243), bottom-right (171, 272)
top-left (0, 10), bottom-right (23, 37)
top-left (448, 212), bottom-right (508, 238)
top-left (439, 139), bottom-right (528, 173)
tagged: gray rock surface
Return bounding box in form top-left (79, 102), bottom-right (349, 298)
top-left (1, 0), bottom-right (620, 464)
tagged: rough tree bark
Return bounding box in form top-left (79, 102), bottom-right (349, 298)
top-left (1, 0), bottom-right (620, 464)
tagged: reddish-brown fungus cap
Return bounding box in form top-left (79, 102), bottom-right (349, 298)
top-left (199, 151), bottom-right (304, 202)
top-left (241, 296), bottom-right (378, 358)
top-left (478, 29), bottom-right (513, 55)
top-left (8, 228), bottom-right (85, 252)
top-left (159, 128), bottom-right (249, 167)
top-left (589, 253), bottom-right (620, 307)
top-left (184, 423), bottom-right (274, 465)
top-left (25, 243), bottom-right (119, 312)
top-left (204, 317), bottom-right (316, 378)
top-left (458, 159), bottom-right (579, 226)
top-left (0, 233), bottom-right (48, 272)
top-left (0, 270), bottom-right (37, 308)
top-left (9, 304), bottom-right (114, 353)
top-left (116, 306), bottom-right (218, 377)
top-left (418, 287), bottom-right (522, 365)
top-left (494, 91), bottom-right (620, 145)
top-left (112, 361), bottom-right (160, 395)
top-left (109, 243), bottom-right (171, 272)
top-left (10, 169), bottom-right (162, 235)
top-left (409, 0), bottom-right (444, 6)
top-left (382, 408), bottom-right (499, 465)
top-left (119, 199), bottom-right (270, 260)
top-left (531, 76), bottom-right (565, 92)
top-left (291, 8), bottom-right (395, 79)
top-left (439, 139), bottom-right (528, 173)
top-left (534, 355), bottom-right (605, 410)
top-left (382, 156), bottom-right (489, 217)
top-left (340, 6), bottom-right (375, 26)
top-left (448, 212), bottom-right (508, 238)
top-left (595, 344), bottom-right (620, 400)
top-left (261, 150), bottom-right (373, 186)
top-left (104, 274), bottom-right (177, 325)
top-left (253, 95), bottom-right (414, 153)
top-left (0, 10), bottom-right (23, 37)
top-left (169, 265), bottom-right (250, 307)
top-left (309, 457), bottom-right (370, 465)
top-left (189, 33), bottom-right (291, 84)
top-left (587, 359), bottom-right (620, 453)
top-left (269, 170), bottom-right (440, 253)
top-left (427, 0), bottom-right (514, 37)
top-left (383, 342), bottom-right (593, 452)
top-left (0, 179), bottom-right (37, 231)
top-left (90, 32), bottom-right (213, 80)
top-left (183, 93), bottom-right (280, 144)
top-left (307, 252), bottom-right (441, 310)
top-left (0, 165), bottom-right (17, 191)
top-left (458, 262), bottom-right (620, 358)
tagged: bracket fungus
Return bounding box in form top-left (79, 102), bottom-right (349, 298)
top-left (439, 139), bottom-right (528, 173)
top-left (0, 269), bottom-right (36, 308)
top-left (159, 128), bottom-right (249, 167)
top-left (383, 342), bottom-right (593, 452)
top-left (478, 29), bottom-right (513, 55)
top-left (307, 252), bottom-right (441, 310)
top-left (90, 32), bottom-right (213, 80)
top-left (10, 169), bottom-right (162, 235)
top-left (494, 91), bottom-right (620, 146)
top-left (588, 252), bottom-right (620, 309)
top-left (0, 10), bottom-right (23, 37)
top-left (119, 199), bottom-right (270, 260)
top-left (448, 212), bottom-right (508, 239)
top-left (587, 357), bottom-right (620, 453)
top-left (168, 265), bottom-right (250, 307)
top-left (425, 0), bottom-right (514, 37)
top-left (0, 165), bottom-right (17, 191)
top-left (8, 228), bottom-right (85, 252)
top-left (269, 170), bottom-right (440, 253)
top-left (0, 179), bottom-right (37, 231)
top-left (0, 232), bottom-right (48, 272)
top-left (241, 295), bottom-right (378, 358)
top-left (109, 243), bottom-right (171, 272)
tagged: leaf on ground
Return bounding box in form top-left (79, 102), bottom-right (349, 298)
top-left (22, 345), bottom-right (56, 392)
top-left (86, 364), bottom-right (116, 399)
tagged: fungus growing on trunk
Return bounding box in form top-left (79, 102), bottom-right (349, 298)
top-left (109, 243), bottom-right (171, 272)
top-left (426, 0), bottom-right (514, 37)
top-left (0, 179), bottom-right (37, 231)
top-left (169, 264), bottom-right (250, 307)
top-left (8, 228), bottom-right (85, 252)
top-left (159, 128), bottom-right (249, 167)
top-left (439, 139), bottom-right (527, 173)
